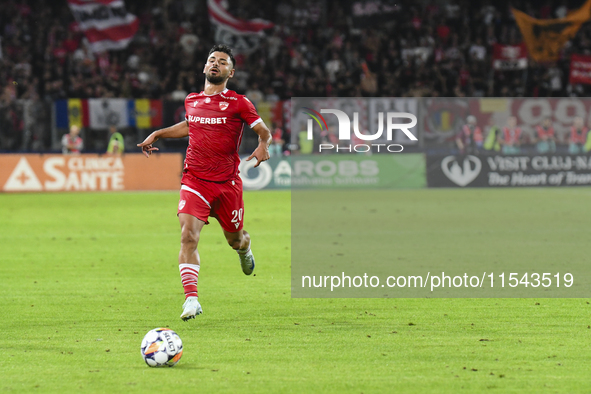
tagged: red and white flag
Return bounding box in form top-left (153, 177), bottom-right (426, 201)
top-left (492, 43), bottom-right (528, 70)
top-left (68, 0), bottom-right (139, 53)
top-left (208, 0), bottom-right (273, 54)
top-left (570, 54), bottom-right (591, 85)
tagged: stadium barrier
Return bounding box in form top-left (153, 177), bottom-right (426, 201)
top-left (427, 153), bottom-right (591, 187)
top-left (0, 153), bottom-right (183, 192)
top-left (239, 154), bottom-right (426, 190)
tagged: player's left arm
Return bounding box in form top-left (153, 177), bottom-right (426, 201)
top-left (240, 96), bottom-right (271, 168)
top-left (247, 122), bottom-right (272, 168)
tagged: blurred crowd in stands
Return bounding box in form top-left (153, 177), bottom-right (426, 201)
top-left (2, 0), bottom-right (591, 152)
top-left (455, 114), bottom-right (591, 155)
top-left (4, 0), bottom-right (591, 104)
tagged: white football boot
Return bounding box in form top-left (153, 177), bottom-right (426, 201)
top-left (180, 296), bottom-right (202, 321)
top-left (238, 244), bottom-right (255, 275)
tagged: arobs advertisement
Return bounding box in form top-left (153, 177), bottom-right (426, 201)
top-left (239, 155), bottom-right (426, 190)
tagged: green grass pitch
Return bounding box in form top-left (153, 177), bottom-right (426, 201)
top-left (1, 189), bottom-right (590, 393)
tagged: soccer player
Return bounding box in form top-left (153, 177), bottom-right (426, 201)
top-left (137, 45), bottom-right (271, 321)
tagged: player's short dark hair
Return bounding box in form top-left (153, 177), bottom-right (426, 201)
top-left (208, 44), bottom-right (236, 69)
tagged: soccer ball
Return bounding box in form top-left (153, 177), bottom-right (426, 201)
top-left (141, 328), bottom-right (183, 367)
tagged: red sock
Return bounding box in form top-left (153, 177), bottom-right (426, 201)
top-left (179, 263), bottom-right (199, 299)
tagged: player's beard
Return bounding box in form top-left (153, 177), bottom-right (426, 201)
top-left (206, 71), bottom-right (227, 84)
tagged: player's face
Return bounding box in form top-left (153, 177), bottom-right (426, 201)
top-left (203, 52), bottom-right (234, 84)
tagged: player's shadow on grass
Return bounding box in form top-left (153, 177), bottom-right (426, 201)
top-left (132, 363), bottom-right (204, 370)
top-left (169, 363), bottom-right (204, 370)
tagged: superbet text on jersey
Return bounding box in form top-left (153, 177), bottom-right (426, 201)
top-left (184, 88), bottom-right (262, 182)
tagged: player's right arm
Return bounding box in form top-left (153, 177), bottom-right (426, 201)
top-left (137, 120), bottom-right (189, 158)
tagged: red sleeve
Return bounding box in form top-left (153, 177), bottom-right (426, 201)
top-left (239, 96), bottom-right (262, 128)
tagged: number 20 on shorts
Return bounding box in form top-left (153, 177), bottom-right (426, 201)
top-left (231, 208), bottom-right (243, 228)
